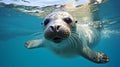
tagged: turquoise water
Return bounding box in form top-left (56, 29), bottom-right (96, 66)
top-left (0, 0), bottom-right (120, 67)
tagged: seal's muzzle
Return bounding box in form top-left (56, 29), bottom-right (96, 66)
top-left (44, 25), bottom-right (70, 43)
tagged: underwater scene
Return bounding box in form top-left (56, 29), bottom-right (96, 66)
top-left (0, 0), bottom-right (120, 67)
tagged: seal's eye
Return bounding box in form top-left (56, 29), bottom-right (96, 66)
top-left (63, 17), bottom-right (72, 24)
top-left (44, 19), bottom-right (50, 26)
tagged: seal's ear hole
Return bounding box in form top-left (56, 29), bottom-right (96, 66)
top-left (75, 21), bottom-right (77, 23)
top-left (41, 23), bottom-right (43, 25)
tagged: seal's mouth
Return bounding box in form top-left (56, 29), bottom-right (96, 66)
top-left (44, 27), bottom-right (70, 43)
top-left (52, 37), bottom-right (62, 43)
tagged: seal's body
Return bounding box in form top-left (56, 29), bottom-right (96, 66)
top-left (25, 11), bottom-right (109, 63)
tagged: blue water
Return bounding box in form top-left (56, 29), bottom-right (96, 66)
top-left (0, 0), bottom-right (120, 67)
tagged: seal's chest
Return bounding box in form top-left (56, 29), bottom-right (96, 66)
top-left (50, 44), bottom-right (79, 58)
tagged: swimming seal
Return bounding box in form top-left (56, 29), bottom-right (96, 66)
top-left (25, 11), bottom-right (109, 64)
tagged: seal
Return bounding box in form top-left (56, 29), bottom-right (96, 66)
top-left (25, 11), bottom-right (109, 63)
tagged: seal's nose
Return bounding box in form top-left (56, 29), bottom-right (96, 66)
top-left (50, 25), bottom-right (61, 32)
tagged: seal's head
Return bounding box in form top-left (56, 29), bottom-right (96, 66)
top-left (42, 11), bottom-right (77, 43)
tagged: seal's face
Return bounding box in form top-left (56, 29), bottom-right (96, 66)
top-left (43, 11), bottom-right (76, 43)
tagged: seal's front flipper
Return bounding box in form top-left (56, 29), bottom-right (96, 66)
top-left (25, 39), bottom-right (44, 49)
top-left (80, 45), bottom-right (109, 63)
top-left (93, 52), bottom-right (109, 63)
